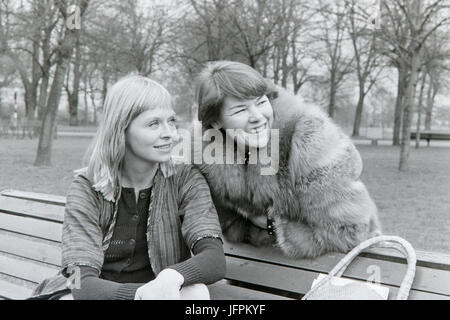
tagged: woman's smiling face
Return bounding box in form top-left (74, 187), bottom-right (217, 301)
top-left (125, 108), bottom-right (178, 165)
top-left (215, 95), bottom-right (274, 148)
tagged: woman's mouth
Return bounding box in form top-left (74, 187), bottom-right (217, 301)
top-left (249, 123), bottom-right (267, 134)
top-left (154, 143), bottom-right (172, 151)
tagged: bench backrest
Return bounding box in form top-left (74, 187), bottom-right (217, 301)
top-left (411, 131), bottom-right (450, 140)
top-left (1, 189), bottom-right (450, 300)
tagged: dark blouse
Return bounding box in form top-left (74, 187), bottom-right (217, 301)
top-left (100, 187), bottom-right (155, 283)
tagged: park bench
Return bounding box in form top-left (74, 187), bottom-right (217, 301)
top-left (1, 189), bottom-right (450, 300)
top-left (410, 131), bottom-right (450, 147)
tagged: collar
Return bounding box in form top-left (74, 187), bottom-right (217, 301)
top-left (74, 159), bottom-right (177, 203)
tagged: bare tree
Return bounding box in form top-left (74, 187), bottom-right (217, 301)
top-left (316, 0), bottom-right (354, 118)
top-left (423, 31), bottom-right (450, 130)
top-left (0, 56), bottom-right (16, 88)
top-left (1, 0), bottom-right (40, 118)
top-left (171, 0), bottom-right (233, 76)
top-left (379, 0), bottom-right (450, 171)
top-left (231, 0), bottom-right (294, 71)
top-left (424, 69), bottom-right (440, 130)
top-left (289, 3), bottom-right (318, 94)
top-left (64, 22), bottom-right (82, 126)
top-left (114, 0), bottom-right (171, 76)
top-left (346, 0), bottom-right (386, 137)
top-left (267, 0), bottom-right (316, 91)
top-left (35, 0), bottom-right (90, 166)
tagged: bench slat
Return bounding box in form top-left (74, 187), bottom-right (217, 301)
top-left (0, 255), bottom-right (59, 284)
top-left (0, 196), bottom-right (64, 223)
top-left (0, 213), bottom-right (62, 242)
top-left (0, 278), bottom-right (290, 300)
top-left (208, 281), bottom-right (290, 300)
top-left (226, 255), bottom-right (319, 297)
top-left (226, 255), bottom-right (449, 300)
top-left (0, 232), bottom-right (61, 266)
top-left (224, 242), bottom-right (450, 297)
top-left (8, 189), bottom-right (449, 270)
top-left (225, 241), bottom-right (450, 271)
top-left (0, 279), bottom-right (34, 300)
top-left (363, 248), bottom-right (450, 271)
top-left (1, 189), bottom-right (66, 206)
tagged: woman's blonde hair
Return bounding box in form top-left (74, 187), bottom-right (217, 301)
top-left (83, 74), bottom-right (172, 201)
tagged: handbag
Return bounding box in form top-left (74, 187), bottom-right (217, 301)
top-left (302, 235), bottom-right (417, 300)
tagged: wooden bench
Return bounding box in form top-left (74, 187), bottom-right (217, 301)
top-left (1, 189), bottom-right (450, 300)
top-left (411, 131), bottom-right (450, 147)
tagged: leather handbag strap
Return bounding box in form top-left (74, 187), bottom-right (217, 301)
top-left (302, 235), bottom-right (417, 300)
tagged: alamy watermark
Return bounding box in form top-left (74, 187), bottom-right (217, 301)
top-left (366, 264), bottom-right (381, 284)
top-left (171, 121), bottom-right (280, 175)
top-left (66, 5), bottom-right (81, 30)
top-left (65, 265), bottom-right (81, 290)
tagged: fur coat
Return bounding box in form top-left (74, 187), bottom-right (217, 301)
top-left (196, 89), bottom-right (381, 259)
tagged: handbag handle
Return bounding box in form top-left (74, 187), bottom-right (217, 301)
top-left (302, 235), bottom-right (417, 300)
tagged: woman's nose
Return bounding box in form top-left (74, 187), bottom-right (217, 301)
top-left (160, 122), bottom-right (176, 139)
top-left (248, 104), bottom-right (264, 123)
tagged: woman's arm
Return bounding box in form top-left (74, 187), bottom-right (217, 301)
top-left (134, 238), bottom-right (225, 300)
top-left (62, 175), bottom-right (105, 274)
top-left (169, 237), bottom-right (226, 286)
top-left (63, 175), bottom-right (144, 300)
top-left (71, 267), bottom-right (144, 300)
top-left (175, 165), bottom-right (226, 284)
top-left (272, 101), bottom-right (380, 258)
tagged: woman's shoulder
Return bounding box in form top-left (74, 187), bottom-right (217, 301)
top-left (172, 162), bottom-right (204, 182)
top-left (66, 168), bottom-right (101, 201)
top-left (272, 89), bottom-right (329, 129)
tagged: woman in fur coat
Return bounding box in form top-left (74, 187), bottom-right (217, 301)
top-left (193, 60), bottom-right (381, 259)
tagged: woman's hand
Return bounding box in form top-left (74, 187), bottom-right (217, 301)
top-left (135, 268), bottom-right (184, 300)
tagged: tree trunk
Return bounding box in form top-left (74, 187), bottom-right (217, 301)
top-left (37, 71), bottom-right (49, 120)
top-left (35, 62), bottom-right (69, 166)
top-left (281, 44), bottom-right (289, 88)
top-left (37, 27), bottom-right (52, 121)
top-left (399, 51), bottom-right (421, 171)
top-left (415, 72), bottom-right (426, 148)
top-left (68, 24), bottom-right (82, 126)
top-left (26, 31), bottom-right (41, 119)
top-left (328, 74), bottom-right (337, 118)
top-left (352, 85), bottom-right (365, 137)
top-left (272, 49), bottom-right (280, 85)
top-left (87, 75), bottom-right (98, 124)
top-left (393, 67), bottom-right (406, 145)
top-left (424, 73), bottom-right (438, 130)
top-left (35, 1), bottom-right (89, 166)
top-left (261, 51), bottom-right (268, 78)
top-left (83, 72), bottom-right (89, 124)
top-left (101, 73), bottom-right (109, 105)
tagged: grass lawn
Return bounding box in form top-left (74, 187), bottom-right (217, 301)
top-left (1, 137), bottom-right (449, 254)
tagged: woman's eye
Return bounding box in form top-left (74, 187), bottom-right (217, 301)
top-left (168, 118), bottom-right (177, 125)
top-left (233, 109), bottom-right (246, 115)
top-left (257, 99), bottom-right (268, 105)
top-left (148, 121), bottom-right (158, 128)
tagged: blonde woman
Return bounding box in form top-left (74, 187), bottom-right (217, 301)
top-left (31, 75), bottom-right (225, 300)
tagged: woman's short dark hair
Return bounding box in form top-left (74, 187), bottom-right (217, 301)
top-left (195, 60), bottom-right (278, 128)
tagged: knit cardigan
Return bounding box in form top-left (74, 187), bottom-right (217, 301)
top-left (197, 88), bottom-right (381, 259)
